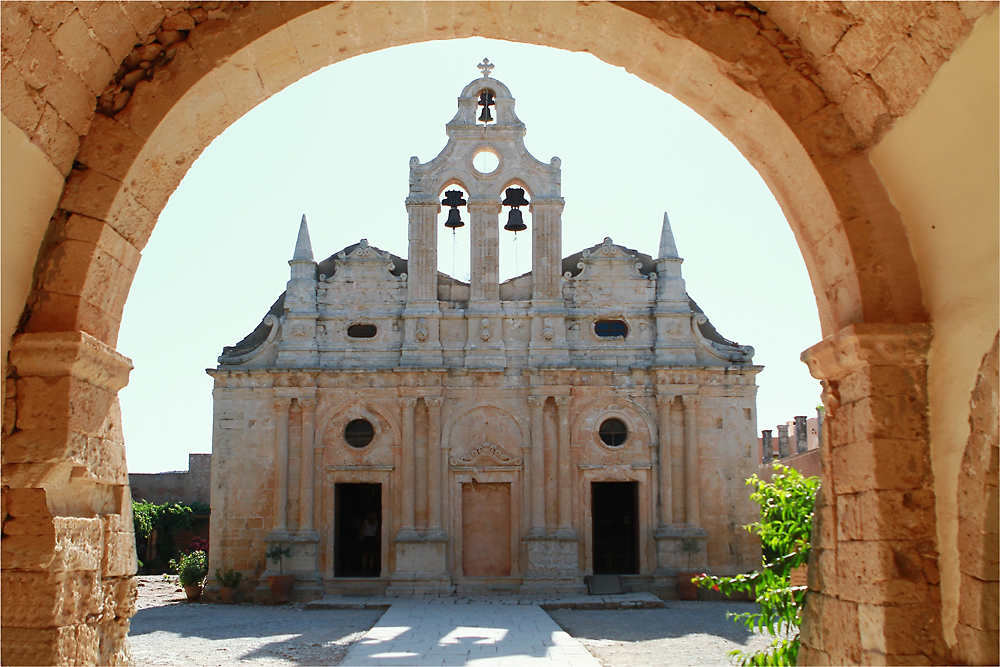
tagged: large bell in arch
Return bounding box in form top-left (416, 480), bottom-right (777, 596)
top-left (502, 187), bottom-right (529, 233)
top-left (504, 208), bottom-right (526, 233)
top-left (442, 190), bottom-right (467, 229)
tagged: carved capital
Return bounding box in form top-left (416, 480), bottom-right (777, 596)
top-left (680, 395), bottom-right (699, 409)
top-left (425, 397), bottom-right (443, 410)
top-left (553, 396), bottom-right (572, 407)
top-left (527, 396), bottom-right (547, 408)
top-left (299, 398), bottom-right (317, 412)
top-left (467, 199), bottom-right (502, 215)
top-left (801, 323), bottom-right (931, 382)
top-left (273, 398), bottom-right (292, 412)
top-left (399, 397), bottom-right (418, 410)
top-left (655, 394), bottom-right (675, 407)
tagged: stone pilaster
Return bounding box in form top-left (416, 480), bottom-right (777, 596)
top-left (426, 398), bottom-right (445, 537)
top-left (3, 332), bottom-right (136, 665)
top-left (527, 396), bottom-right (547, 536)
top-left (272, 398), bottom-right (291, 534)
top-left (398, 397), bottom-right (418, 539)
top-left (798, 323), bottom-right (946, 665)
top-left (682, 395), bottom-right (701, 528)
top-left (655, 394), bottom-right (674, 529)
top-left (555, 396), bottom-right (576, 538)
top-left (299, 398), bottom-right (316, 533)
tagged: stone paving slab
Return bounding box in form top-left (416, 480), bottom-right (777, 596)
top-left (306, 592), bottom-right (664, 612)
top-left (340, 601), bottom-right (602, 666)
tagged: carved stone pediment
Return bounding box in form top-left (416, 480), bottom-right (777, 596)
top-left (450, 442), bottom-right (522, 467)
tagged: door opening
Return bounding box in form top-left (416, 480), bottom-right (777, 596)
top-left (592, 481), bottom-right (639, 575)
top-left (462, 481), bottom-right (511, 576)
top-left (334, 483), bottom-right (381, 577)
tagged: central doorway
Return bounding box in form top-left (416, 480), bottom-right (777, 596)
top-left (334, 483), bottom-right (381, 577)
top-left (592, 481), bottom-right (639, 575)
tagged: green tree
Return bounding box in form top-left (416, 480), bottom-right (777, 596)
top-left (132, 500), bottom-right (199, 568)
top-left (698, 464), bottom-right (820, 666)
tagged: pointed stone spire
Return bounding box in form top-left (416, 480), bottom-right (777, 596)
top-left (658, 212), bottom-right (679, 259)
top-left (293, 214), bottom-right (314, 262)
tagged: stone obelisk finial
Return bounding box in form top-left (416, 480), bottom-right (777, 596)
top-left (293, 214), bottom-right (314, 262)
top-left (657, 211), bottom-right (679, 259)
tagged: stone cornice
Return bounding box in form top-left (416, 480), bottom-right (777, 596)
top-left (9, 332), bottom-right (132, 393)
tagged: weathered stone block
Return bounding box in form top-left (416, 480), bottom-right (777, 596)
top-left (84, 1), bottom-right (139, 64)
top-left (837, 540), bottom-right (933, 605)
top-left (61, 167), bottom-right (122, 220)
top-left (76, 115), bottom-right (146, 181)
top-left (41, 58), bottom-right (95, 135)
top-left (1, 570), bottom-right (102, 627)
top-left (17, 29), bottom-right (62, 90)
top-left (51, 9), bottom-right (102, 75)
top-left (1, 61), bottom-right (46, 134)
top-left (33, 103), bottom-right (80, 176)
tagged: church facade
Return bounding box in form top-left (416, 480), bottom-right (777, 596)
top-left (208, 63), bottom-right (762, 599)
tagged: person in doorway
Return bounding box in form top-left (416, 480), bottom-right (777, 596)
top-left (359, 511), bottom-right (380, 575)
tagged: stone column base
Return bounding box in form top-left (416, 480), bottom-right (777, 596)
top-left (387, 535), bottom-right (453, 594)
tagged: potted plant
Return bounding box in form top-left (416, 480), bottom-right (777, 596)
top-left (676, 538), bottom-right (702, 601)
top-left (265, 543), bottom-right (294, 604)
top-left (169, 550), bottom-right (207, 601)
top-left (215, 567), bottom-right (243, 604)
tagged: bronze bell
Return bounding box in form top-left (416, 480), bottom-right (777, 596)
top-left (478, 90), bottom-right (495, 124)
top-left (442, 190), bottom-right (466, 229)
top-left (504, 208), bottom-right (527, 232)
top-left (445, 207), bottom-right (464, 229)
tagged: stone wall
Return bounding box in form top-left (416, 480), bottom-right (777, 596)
top-left (129, 453), bottom-right (211, 506)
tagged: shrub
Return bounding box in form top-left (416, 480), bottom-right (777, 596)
top-left (215, 568), bottom-right (243, 588)
top-left (698, 464), bottom-right (820, 666)
top-left (169, 550), bottom-right (207, 587)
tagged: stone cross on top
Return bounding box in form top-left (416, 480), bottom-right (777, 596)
top-left (478, 58), bottom-right (494, 78)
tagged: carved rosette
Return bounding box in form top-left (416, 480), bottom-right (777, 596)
top-left (450, 442), bottom-right (522, 467)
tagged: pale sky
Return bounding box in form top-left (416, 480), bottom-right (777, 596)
top-left (118, 37), bottom-right (822, 473)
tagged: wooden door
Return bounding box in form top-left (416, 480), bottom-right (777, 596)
top-left (461, 482), bottom-right (511, 576)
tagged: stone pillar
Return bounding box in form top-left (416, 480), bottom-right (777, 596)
top-left (468, 199), bottom-right (501, 302)
top-left (794, 415), bottom-right (808, 454)
top-left (298, 398), bottom-right (316, 532)
top-left (656, 395), bottom-right (673, 528)
top-left (798, 323), bottom-right (944, 665)
top-left (761, 429), bottom-right (773, 464)
top-left (682, 396), bottom-right (700, 527)
top-left (777, 424), bottom-right (790, 458)
top-left (555, 396), bottom-right (575, 537)
top-left (402, 198), bottom-right (443, 366)
top-left (528, 396), bottom-right (547, 536)
top-left (399, 397), bottom-right (418, 537)
top-left (529, 198), bottom-right (564, 300)
top-left (426, 398), bottom-right (444, 536)
top-left (274, 398), bottom-right (291, 532)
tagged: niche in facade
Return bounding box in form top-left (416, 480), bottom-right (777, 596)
top-left (347, 324), bottom-right (377, 339)
top-left (595, 320), bottom-right (628, 339)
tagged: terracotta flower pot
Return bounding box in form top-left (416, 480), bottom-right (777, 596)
top-left (268, 574), bottom-right (295, 604)
top-left (220, 586), bottom-right (238, 604)
top-left (677, 572), bottom-right (703, 601)
top-left (184, 585), bottom-right (203, 601)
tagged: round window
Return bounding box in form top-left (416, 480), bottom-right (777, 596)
top-left (344, 419), bottom-right (375, 448)
top-left (599, 418), bottom-right (628, 447)
top-left (473, 149), bottom-right (499, 174)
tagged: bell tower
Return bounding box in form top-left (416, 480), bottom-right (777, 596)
top-left (403, 60), bottom-right (567, 368)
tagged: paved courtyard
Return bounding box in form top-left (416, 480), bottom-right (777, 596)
top-left (128, 578), bottom-right (772, 666)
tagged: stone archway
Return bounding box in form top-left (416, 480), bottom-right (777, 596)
top-left (3, 2), bottom-right (995, 664)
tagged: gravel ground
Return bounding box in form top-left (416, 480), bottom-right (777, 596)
top-left (129, 577), bottom-right (774, 666)
top-left (548, 603), bottom-right (775, 667)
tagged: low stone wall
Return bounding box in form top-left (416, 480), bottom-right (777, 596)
top-left (129, 453), bottom-right (210, 506)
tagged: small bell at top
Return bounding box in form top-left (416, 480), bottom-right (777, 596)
top-left (478, 90), bottom-right (495, 124)
top-left (504, 208), bottom-right (527, 233)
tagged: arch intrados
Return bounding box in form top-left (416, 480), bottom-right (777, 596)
top-left (499, 178), bottom-right (534, 200)
top-left (55, 0), bottom-right (924, 345)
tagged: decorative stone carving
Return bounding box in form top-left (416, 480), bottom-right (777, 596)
top-left (450, 442), bottom-right (522, 468)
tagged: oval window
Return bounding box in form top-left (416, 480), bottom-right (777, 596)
top-left (595, 320), bottom-right (628, 338)
top-left (347, 324), bottom-right (377, 338)
top-left (599, 418), bottom-right (628, 447)
top-left (344, 419), bottom-right (375, 448)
